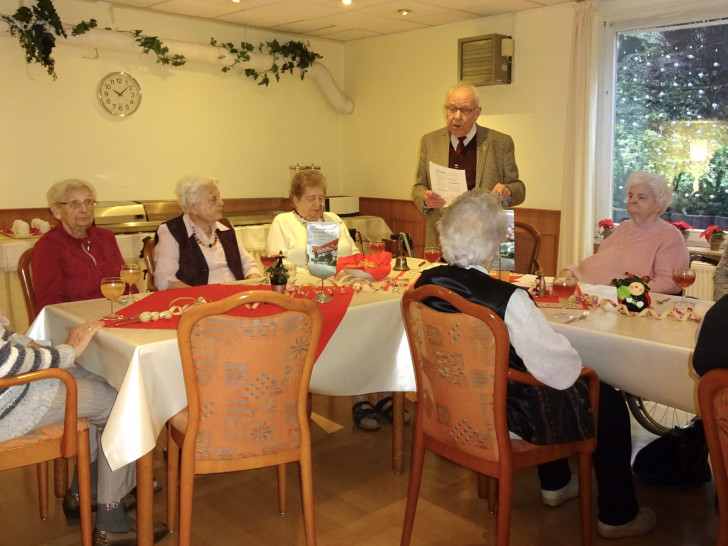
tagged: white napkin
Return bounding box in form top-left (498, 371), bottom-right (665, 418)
top-left (11, 219), bottom-right (29, 235)
top-left (31, 218), bottom-right (51, 233)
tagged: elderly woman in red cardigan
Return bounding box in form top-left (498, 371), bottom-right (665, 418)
top-left (33, 179), bottom-right (130, 312)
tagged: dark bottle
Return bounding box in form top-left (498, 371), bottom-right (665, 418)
top-left (269, 251), bottom-right (289, 293)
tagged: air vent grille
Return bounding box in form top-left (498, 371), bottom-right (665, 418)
top-left (458, 34), bottom-right (512, 86)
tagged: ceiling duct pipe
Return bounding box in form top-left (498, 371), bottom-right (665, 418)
top-left (0, 24), bottom-right (355, 114)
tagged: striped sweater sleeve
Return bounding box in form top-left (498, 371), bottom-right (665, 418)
top-left (0, 328), bottom-right (76, 379)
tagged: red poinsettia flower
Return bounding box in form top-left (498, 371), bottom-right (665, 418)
top-left (700, 225), bottom-right (726, 240)
top-left (669, 221), bottom-right (693, 232)
top-left (598, 219), bottom-right (615, 229)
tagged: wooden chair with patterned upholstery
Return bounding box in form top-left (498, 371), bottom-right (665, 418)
top-left (513, 221), bottom-right (542, 275)
top-left (698, 368), bottom-right (728, 546)
top-left (0, 368), bottom-right (93, 545)
top-left (400, 284), bottom-right (599, 546)
top-left (17, 247), bottom-right (38, 325)
top-left (166, 290), bottom-right (323, 546)
top-left (141, 237), bottom-right (157, 292)
top-left (17, 246), bottom-right (71, 501)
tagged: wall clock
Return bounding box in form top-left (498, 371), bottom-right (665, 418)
top-left (97, 72), bottom-right (142, 117)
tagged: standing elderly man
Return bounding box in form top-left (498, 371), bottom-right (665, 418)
top-left (412, 85), bottom-right (526, 246)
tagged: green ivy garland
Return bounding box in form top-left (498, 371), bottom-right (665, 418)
top-left (2, 0), bottom-right (321, 85)
top-left (0, 0), bottom-right (97, 79)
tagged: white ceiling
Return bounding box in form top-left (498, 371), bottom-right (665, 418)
top-left (103, 0), bottom-right (577, 41)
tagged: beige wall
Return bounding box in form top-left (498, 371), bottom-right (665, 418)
top-left (0, 0), bottom-right (346, 207)
top-left (342, 4), bottom-right (575, 212)
top-left (0, 0), bottom-right (574, 211)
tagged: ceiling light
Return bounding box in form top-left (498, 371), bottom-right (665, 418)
top-left (342, 0), bottom-right (352, 5)
top-left (398, 9), bottom-right (410, 16)
top-left (232, 0), bottom-right (240, 3)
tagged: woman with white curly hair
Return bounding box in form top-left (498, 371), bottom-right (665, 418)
top-left (565, 171), bottom-right (689, 294)
top-left (415, 189), bottom-right (656, 539)
top-left (154, 175), bottom-right (261, 290)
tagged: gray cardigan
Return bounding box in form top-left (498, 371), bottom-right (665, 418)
top-left (0, 327), bottom-right (76, 442)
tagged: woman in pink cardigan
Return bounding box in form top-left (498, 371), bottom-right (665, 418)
top-left (566, 171), bottom-right (689, 294)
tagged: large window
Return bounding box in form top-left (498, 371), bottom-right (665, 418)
top-left (606, 18), bottom-right (728, 229)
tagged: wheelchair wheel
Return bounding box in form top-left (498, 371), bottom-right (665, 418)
top-left (624, 393), bottom-right (696, 436)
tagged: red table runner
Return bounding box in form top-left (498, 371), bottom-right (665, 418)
top-left (107, 284), bottom-right (354, 359)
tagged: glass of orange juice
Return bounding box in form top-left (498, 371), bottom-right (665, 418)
top-left (120, 263), bottom-right (142, 303)
top-left (100, 276), bottom-right (125, 319)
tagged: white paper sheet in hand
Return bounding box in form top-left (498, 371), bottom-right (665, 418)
top-left (429, 162), bottom-right (467, 205)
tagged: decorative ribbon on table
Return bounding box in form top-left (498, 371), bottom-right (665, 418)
top-left (107, 284), bottom-right (355, 359)
top-left (580, 294), bottom-right (702, 322)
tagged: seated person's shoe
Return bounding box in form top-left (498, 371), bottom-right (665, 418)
top-left (92, 521), bottom-right (169, 546)
top-left (541, 475), bottom-right (579, 507)
top-left (352, 401), bottom-right (380, 431)
top-left (373, 396), bottom-right (411, 425)
top-left (597, 507), bottom-right (657, 539)
top-left (63, 480), bottom-right (163, 519)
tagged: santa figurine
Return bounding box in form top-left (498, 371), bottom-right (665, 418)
top-left (612, 273), bottom-right (652, 313)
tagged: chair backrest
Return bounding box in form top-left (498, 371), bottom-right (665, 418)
top-left (141, 237), bottom-right (157, 292)
top-left (0, 368), bottom-right (80, 461)
top-left (401, 284), bottom-right (512, 464)
top-left (698, 368), bottom-right (728, 545)
top-left (513, 221), bottom-right (542, 275)
top-left (177, 290), bottom-right (322, 471)
top-left (17, 247), bottom-right (37, 324)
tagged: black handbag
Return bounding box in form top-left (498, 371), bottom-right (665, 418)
top-left (632, 418), bottom-right (711, 487)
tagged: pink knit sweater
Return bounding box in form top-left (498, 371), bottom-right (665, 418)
top-left (568, 219), bottom-right (690, 294)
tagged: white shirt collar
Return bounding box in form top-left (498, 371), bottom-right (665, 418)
top-left (182, 214), bottom-right (228, 238)
top-left (450, 123), bottom-right (478, 149)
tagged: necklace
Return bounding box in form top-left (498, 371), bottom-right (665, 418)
top-left (193, 229), bottom-right (218, 248)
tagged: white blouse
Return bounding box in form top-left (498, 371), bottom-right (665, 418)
top-left (266, 211), bottom-right (357, 267)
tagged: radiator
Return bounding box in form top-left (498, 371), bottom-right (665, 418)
top-left (684, 261), bottom-right (715, 301)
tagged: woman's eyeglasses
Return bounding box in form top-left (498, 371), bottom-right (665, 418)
top-left (58, 199), bottom-right (96, 209)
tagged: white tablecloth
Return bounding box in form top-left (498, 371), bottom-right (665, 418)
top-left (26, 258), bottom-right (418, 471)
top-left (518, 277), bottom-right (710, 413)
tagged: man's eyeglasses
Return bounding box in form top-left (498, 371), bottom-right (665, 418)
top-left (58, 199), bottom-right (96, 209)
top-left (445, 105), bottom-right (479, 115)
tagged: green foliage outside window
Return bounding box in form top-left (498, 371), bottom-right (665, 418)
top-left (613, 22), bottom-right (728, 228)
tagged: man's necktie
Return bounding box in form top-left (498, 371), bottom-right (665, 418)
top-left (455, 136), bottom-right (466, 155)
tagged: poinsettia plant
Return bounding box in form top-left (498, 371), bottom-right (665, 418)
top-left (669, 221), bottom-right (693, 232)
top-left (700, 225), bottom-right (726, 240)
top-left (598, 218), bottom-right (615, 236)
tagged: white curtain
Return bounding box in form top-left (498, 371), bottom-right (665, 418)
top-left (558, 0), bottom-right (598, 269)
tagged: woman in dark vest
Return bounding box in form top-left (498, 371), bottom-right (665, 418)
top-left (415, 190), bottom-right (656, 539)
top-left (154, 175), bottom-right (261, 290)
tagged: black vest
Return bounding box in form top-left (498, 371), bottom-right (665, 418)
top-left (163, 215), bottom-right (245, 286)
top-left (415, 265), bottom-right (594, 445)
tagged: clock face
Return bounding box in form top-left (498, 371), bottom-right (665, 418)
top-left (98, 72), bottom-right (142, 117)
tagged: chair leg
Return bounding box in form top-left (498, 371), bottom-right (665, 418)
top-left (277, 463), bottom-right (287, 514)
top-left (400, 432), bottom-right (426, 546)
top-left (54, 458), bottom-right (68, 498)
top-left (577, 453), bottom-right (593, 546)
top-left (178, 449), bottom-right (196, 546)
top-left (495, 473), bottom-right (513, 546)
top-left (36, 461), bottom-right (49, 520)
top-left (298, 458), bottom-right (317, 546)
top-left (166, 426), bottom-right (180, 532)
top-left (77, 431), bottom-right (93, 546)
top-left (476, 473), bottom-right (499, 513)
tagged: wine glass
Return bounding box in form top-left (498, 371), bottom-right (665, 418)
top-left (423, 246), bottom-right (442, 267)
top-left (260, 253), bottom-right (283, 283)
top-left (119, 263), bottom-right (142, 303)
top-left (369, 240), bottom-right (385, 254)
top-left (551, 276), bottom-right (577, 319)
top-left (100, 277), bottom-right (125, 319)
top-left (672, 267), bottom-right (696, 307)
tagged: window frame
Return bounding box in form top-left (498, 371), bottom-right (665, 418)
top-left (594, 4), bottom-right (728, 236)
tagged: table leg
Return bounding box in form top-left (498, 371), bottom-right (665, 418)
top-left (136, 450), bottom-right (154, 546)
top-left (392, 391), bottom-right (405, 474)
